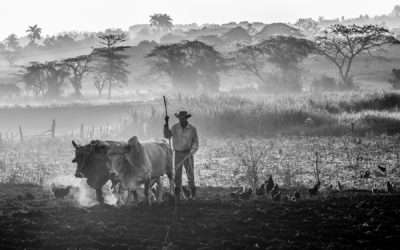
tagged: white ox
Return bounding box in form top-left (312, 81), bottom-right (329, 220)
top-left (106, 136), bottom-right (174, 205)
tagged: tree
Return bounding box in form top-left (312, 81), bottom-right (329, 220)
top-left (63, 55), bottom-right (91, 97)
top-left (1, 50), bottom-right (19, 66)
top-left (150, 14), bottom-right (173, 31)
top-left (4, 34), bottom-right (20, 51)
top-left (2, 34), bottom-right (21, 66)
top-left (234, 44), bottom-right (269, 85)
top-left (43, 34), bottom-right (76, 49)
top-left (93, 73), bottom-right (107, 96)
top-left (389, 68), bottom-right (400, 89)
top-left (295, 18), bottom-right (320, 35)
top-left (21, 62), bottom-right (46, 96)
top-left (42, 61), bottom-right (70, 98)
top-left (92, 33), bottom-right (129, 99)
top-left (20, 61), bottom-right (69, 98)
top-left (26, 24), bottom-right (42, 46)
top-left (97, 33), bottom-right (126, 48)
top-left (391, 5), bottom-right (400, 17)
top-left (147, 40), bottom-right (226, 93)
top-left (235, 36), bottom-right (314, 91)
top-left (315, 24), bottom-right (399, 88)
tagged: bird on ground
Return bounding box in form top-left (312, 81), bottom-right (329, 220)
top-left (386, 181), bottom-right (395, 193)
top-left (271, 184), bottom-right (280, 201)
top-left (286, 193), bottom-right (297, 202)
top-left (256, 183), bottom-right (266, 196)
top-left (337, 181), bottom-right (343, 192)
top-left (309, 180), bottom-right (321, 196)
top-left (51, 184), bottom-right (73, 199)
top-left (361, 170), bottom-right (371, 179)
top-left (272, 191), bottom-right (281, 201)
top-left (372, 184), bottom-right (379, 193)
top-left (265, 176), bottom-right (274, 194)
top-left (377, 165), bottom-right (386, 173)
top-left (271, 184), bottom-right (279, 197)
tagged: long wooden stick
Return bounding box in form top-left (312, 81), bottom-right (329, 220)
top-left (163, 96), bottom-right (171, 146)
top-left (163, 96), bottom-right (169, 122)
top-left (163, 96), bottom-right (175, 192)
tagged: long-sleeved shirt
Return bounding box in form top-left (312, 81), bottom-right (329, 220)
top-left (164, 123), bottom-right (199, 154)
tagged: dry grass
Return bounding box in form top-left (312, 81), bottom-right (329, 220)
top-left (1, 90), bottom-right (400, 190)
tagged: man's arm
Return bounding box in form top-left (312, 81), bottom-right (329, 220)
top-left (190, 127), bottom-right (199, 154)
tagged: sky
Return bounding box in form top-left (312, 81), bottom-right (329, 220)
top-left (0, 0), bottom-right (399, 39)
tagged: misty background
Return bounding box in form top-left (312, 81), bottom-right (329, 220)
top-left (2, 1), bottom-right (400, 138)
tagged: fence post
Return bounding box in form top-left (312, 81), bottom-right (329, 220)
top-left (19, 126), bottom-right (24, 143)
top-left (91, 126), bottom-right (95, 138)
top-left (351, 122), bottom-right (354, 134)
top-left (143, 122), bottom-right (148, 138)
top-left (51, 119), bottom-right (56, 138)
top-left (80, 124), bottom-right (84, 139)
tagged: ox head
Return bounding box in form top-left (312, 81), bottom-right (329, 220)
top-left (106, 136), bottom-right (143, 180)
top-left (106, 144), bottom-right (129, 181)
top-left (72, 140), bottom-right (108, 178)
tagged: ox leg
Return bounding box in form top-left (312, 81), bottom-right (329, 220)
top-left (154, 178), bottom-right (162, 202)
top-left (96, 189), bottom-right (104, 204)
top-left (167, 172), bottom-right (174, 196)
top-left (144, 179), bottom-right (151, 206)
top-left (124, 190), bottom-right (138, 206)
top-left (130, 190), bottom-right (139, 204)
top-left (118, 190), bottom-right (129, 206)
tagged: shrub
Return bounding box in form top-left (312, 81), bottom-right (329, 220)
top-left (388, 68), bottom-right (400, 89)
top-left (311, 75), bottom-right (338, 92)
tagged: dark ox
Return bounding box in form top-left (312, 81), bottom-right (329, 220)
top-left (72, 140), bottom-right (123, 204)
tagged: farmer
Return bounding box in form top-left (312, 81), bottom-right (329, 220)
top-left (164, 110), bottom-right (199, 201)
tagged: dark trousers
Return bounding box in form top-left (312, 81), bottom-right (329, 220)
top-left (174, 151), bottom-right (196, 197)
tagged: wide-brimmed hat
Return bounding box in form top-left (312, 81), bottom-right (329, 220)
top-left (175, 110), bottom-right (192, 119)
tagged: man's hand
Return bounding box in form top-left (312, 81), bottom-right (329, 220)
top-left (163, 120), bottom-right (172, 139)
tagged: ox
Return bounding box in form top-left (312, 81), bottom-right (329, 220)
top-left (72, 140), bottom-right (123, 204)
top-left (106, 136), bottom-right (174, 205)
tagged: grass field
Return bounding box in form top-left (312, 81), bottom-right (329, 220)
top-left (1, 91), bottom-right (400, 188)
top-left (4, 90), bottom-right (400, 137)
top-left (1, 90), bottom-right (400, 249)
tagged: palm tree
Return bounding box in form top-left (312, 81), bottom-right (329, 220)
top-left (149, 14), bottom-right (173, 31)
top-left (26, 24), bottom-right (42, 45)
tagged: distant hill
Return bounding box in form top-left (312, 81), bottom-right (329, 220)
top-left (222, 26), bottom-right (251, 43)
top-left (255, 23), bottom-right (303, 41)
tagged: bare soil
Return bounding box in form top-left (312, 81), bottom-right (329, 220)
top-left (0, 184), bottom-right (400, 250)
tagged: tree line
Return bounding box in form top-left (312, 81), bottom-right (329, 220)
top-left (0, 13), bottom-right (173, 66)
top-left (3, 23), bottom-right (399, 99)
